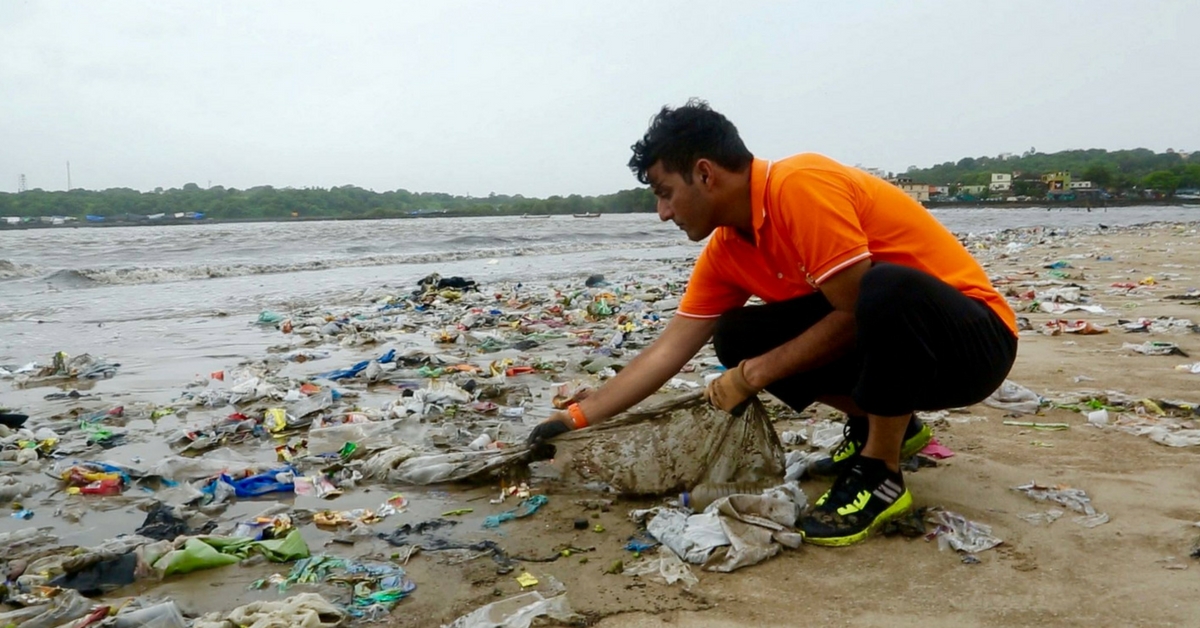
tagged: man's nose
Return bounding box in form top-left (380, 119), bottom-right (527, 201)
top-left (656, 198), bottom-right (672, 221)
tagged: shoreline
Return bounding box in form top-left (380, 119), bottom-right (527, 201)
top-left (3, 198), bottom-right (1197, 231)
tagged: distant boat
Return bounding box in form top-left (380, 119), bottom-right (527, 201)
top-left (520, 214), bottom-right (551, 219)
top-left (573, 212), bottom-right (601, 218)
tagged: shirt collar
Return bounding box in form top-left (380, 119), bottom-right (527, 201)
top-left (750, 158), bottom-right (771, 242)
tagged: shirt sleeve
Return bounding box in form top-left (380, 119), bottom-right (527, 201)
top-left (677, 239), bottom-right (751, 318)
top-left (778, 169), bottom-right (871, 285)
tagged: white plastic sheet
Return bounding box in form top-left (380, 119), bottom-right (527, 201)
top-left (443, 592), bottom-right (575, 628)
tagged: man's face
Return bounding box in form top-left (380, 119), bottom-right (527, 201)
top-left (647, 161), bottom-right (714, 242)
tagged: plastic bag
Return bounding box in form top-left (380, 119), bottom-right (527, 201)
top-left (984, 380), bottom-right (1041, 415)
top-left (146, 448), bottom-right (262, 482)
top-left (112, 601), bottom-right (186, 628)
top-left (1148, 427), bottom-right (1200, 447)
top-left (389, 450), bottom-right (517, 485)
top-left (623, 551), bottom-right (698, 588)
top-left (2, 588), bottom-right (91, 628)
top-left (154, 538), bottom-right (241, 575)
top-left (308, 420), bottom-right (408, 455)
top-left (444, 591), bottom-right (575, 628)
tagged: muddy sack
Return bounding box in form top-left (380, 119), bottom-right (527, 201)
top-left (382, 393), bottom-right (784, 495)
top-left (547, 392), bottom-right (784, 494)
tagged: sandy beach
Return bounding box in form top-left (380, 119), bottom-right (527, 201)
top-left (2, 220), bottom-right (1199, 628)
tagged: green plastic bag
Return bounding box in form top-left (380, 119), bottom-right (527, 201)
top-left (250, 529), bottom-right (310, 562)
top-left (197, 529), bottom-right (310, 562)
top-left (156, 538), bottom-right (240, 575)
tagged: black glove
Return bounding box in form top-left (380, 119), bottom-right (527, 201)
top-left (526, 418), bottom-right (572, 460)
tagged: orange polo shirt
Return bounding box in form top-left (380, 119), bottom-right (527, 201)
top-left (677, 154), bottom-right (1017, 336)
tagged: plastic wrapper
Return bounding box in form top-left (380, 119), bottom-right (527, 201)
top-left (623, 551), bottom-right (699, 588)
top-left (444, 591), bottom-right (575, 628)
top-left (925, 508), bottom-right (1002, 553)
top-left (984, 380), bottom-right (1041, 415)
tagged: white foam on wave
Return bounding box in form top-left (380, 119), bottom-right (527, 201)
top-left (36, 239), bottom-right (689, 288)
top-left (0, 259), bottom-right (40, 280)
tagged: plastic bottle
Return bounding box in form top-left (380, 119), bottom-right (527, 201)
top-left (679, 481), bottom-right (769, 512)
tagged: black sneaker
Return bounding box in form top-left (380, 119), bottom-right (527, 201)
top-left (800, 456), bottom-right (912, 547)
top-left (809, 414), bottom-right (933, 477)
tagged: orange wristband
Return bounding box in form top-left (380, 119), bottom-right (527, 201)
top-left (567, 403), bottom-right (589, 429)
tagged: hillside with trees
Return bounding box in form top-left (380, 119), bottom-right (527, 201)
top-left (0, 185), bottom-right (656, 221)
top-left (5, 147), bottom-right (1199, 223)
top-left (904, 148), bottom-right (1200, 196)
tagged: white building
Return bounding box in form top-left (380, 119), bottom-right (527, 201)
top-left (1069, 180), bottom-right (1094, 190)
top-left (989, 173), bottom-right (1013, 192)
top-left (859, 166), bottom-right (889, 180)
top-left (891, 177), bottom-right (930, 202)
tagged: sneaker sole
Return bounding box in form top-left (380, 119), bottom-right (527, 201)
top-left (803, 489), bottom-right (914, 547)
top-left (899, 423), bottom-right (934, 460)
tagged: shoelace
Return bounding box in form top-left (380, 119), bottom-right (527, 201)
top-left (820, 465), bottom-right (866, 512)
top-left (830, 419), bottom-right (869, 458)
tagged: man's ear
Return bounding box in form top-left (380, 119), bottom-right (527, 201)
top-left (696, 159), bottom-right (714, 187)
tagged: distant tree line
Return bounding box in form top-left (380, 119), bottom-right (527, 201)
top-left (6, 147), bottom-right (1199, 222)
top-left (904, 148), bottom-right (1200, 196)
top-left (0, 184), bottom-right (656, 220)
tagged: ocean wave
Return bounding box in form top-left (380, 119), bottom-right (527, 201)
top-left (32, 239), bottom-right (690, 288)
top-left (0, 259), bottom-right (40, 280)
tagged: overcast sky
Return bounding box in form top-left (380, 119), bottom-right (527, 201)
top-left (2, 1), bottom-right (1197, 197)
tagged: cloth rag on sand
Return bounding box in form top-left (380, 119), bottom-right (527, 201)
top-left (638, 484), bottom-right (806, 572)
top-left (192, 593), bottom-right (344, 628)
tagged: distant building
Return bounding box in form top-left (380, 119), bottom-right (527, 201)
top-left (1069, 180), bottom-right (1094, 190)
top-left (890, 177), bottom-right (930, 202)
top-left (997, 152), bottom-right (1015, 160)
top-left (859, 166), bottom-right (889, 180)
top-left (960, 185), bottom-right (988, 196)
top-left (931, 185), bottom-right (950, 198)
top-left (989, 173), bottom-right (1013, 192)
top-left (1042, 171), bottom-right (1072, 196)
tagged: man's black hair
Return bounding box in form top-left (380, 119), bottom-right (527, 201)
top-left (628, 98), bottom-right (754, 185)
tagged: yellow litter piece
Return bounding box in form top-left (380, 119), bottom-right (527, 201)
top-left (516, 572), bottom-right (539, 588)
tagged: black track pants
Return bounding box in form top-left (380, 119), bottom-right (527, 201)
top-left (711, 263), bottom-right (1017, 416)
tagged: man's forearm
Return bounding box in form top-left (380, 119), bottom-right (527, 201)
top-left (742, 310), bottom-right (857, 389)
top-left (573, 316), bottom-right (716, 426)
top-left (576, 344), bottom-right (684, 425)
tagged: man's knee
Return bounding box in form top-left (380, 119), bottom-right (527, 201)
top-left (857, 264), bottom-right (924, 322)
